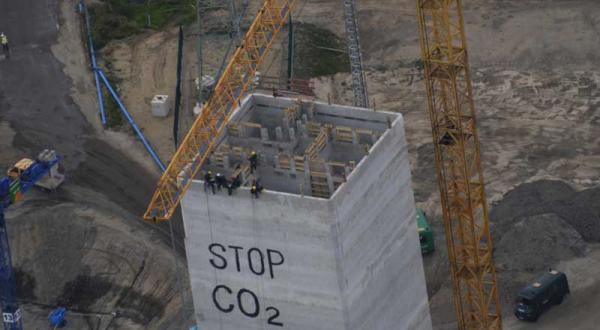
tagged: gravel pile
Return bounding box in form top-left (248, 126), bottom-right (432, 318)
top-left (489, 180), bottom-right (600, 306)
top-left (490, 180), bottom-right (600, 242)
top-left (494, 213), bottom-right (586, 272)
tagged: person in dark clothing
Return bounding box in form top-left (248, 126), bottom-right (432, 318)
top-left (250, 179), bottom-right (263, 199)
top-left (227, 173), bottom-right (241, 196)
top-left (1, 33), bottom-right (9, 59)
top-left (215, 172), bottom-right (227, 191)
top-left (272, 87), bottom-right (281, 97)
top-left (204, 171), bottom-right (216, 194)
top-left (249, 151), bottom-right (258, 173)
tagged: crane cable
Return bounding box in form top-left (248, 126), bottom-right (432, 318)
top-left (168, 217), bottom-right (187, 327)
top-left (170, 2), bottom-right (253, 326)
top-left (207, 0), bottom-right (250, 101)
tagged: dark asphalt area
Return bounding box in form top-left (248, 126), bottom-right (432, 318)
top-left (0, 0), bottom-right (185, 248)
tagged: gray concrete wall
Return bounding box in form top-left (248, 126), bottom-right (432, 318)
top-left (248, 93), bottom-right (394, 132)
top-left (332, 115), bottom-right (433, 330)
top-left (181, 187), bottom-right (346, 329)
top-left (182, 103), bottom-right (432, 330)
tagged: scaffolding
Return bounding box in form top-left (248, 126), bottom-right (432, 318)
top-left (343, 0), bottom-right (369, 108)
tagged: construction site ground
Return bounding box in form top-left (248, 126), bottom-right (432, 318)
top-left (0, 0), bottom-right (192, 328)
top-left (3, 0), bottom-right (600, 329)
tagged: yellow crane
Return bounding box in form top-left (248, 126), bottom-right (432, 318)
top-left (144, 0), bottom-right (501, 328)
top-left (144, 0), bottom-right (296, 221)
top-left (416, 0), bottom-right (502, 329)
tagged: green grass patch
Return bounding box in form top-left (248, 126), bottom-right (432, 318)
top-left (101, 67), bottom-right (124, 128)
top-left (90, 0), bottom-right (196, 49)
top-left (103, 89), bottom-right (124, 128)
top-left (131, 1), bottom-right (196, 28)
top-left (292, 23), bottom-right (350, 79)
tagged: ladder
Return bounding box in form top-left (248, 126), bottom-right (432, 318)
top-left (308, 160), bottom-right (330, 198)
top-left (343, 0), bottom-right (369, 108)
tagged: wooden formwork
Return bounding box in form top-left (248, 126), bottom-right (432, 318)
top-left (284, 104), bottom-right (300, 125)
top-left (278, 152), bottom-right (291, 170)
top-left (212, 144), bottom-right (231, 167)
top-left (294, 155), bottom-right (305, 172)
top-left (355, 128), bottom-right (376, 144)
top-left (305, 128), bottom-right (328, 160)
top-left (328, 161), bottom-right (347, 178)
top-left (334, 126), bottom-right (353, 143)
top-left (231, 162), bottom-right (251, 185)
top-left (277, 153), bottom-right (308, 173)
top-left (328, 161), bottom-right (350, 191)
top-left (228, 146), bottom-right (254, 163)
top-left (308, 160), bottom-right (329, 198)
top-left (306, 122), bottom-right (322, 138)
top-left (228, 122), bottom-right (263, 138)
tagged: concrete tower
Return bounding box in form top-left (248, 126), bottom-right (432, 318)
top-left (181, 94), bottom-right (432, 330)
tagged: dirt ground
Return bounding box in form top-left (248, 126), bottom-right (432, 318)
top-left (87, 0), bottom-right (600, 329)
top-left (1, 0), bottom-right (194, 328)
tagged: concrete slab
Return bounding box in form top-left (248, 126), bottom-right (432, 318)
top-left (202, 93), bottom-right (394, 197)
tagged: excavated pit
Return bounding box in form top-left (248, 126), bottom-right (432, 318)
top-left (6, 199), bottom-right (189, 329)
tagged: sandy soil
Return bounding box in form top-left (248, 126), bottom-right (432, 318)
top-left (98, 27), bottom-right (232, 162)
top-left (315, 1), bottom-right (600, 328)
top-left (315, 61), bottom-right (600, 330)
top-left (97, 0), bottom-right (353, 163)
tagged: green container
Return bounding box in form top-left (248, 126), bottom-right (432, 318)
top-left (8, 179), bottom-right (21, 203)
top-left (416, 208), bottom-right (435, 254)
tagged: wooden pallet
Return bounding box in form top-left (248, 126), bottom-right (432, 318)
top-left (305, 128), bottom-right (328, 160)
top-left (294, 155), bottom-right (305, 172)
top-left (334, 125), bottom-right (353, 143)
top-left (306, 122), bottom-right (321, 138)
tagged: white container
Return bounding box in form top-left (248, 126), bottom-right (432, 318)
top-left (151, 95), bottom-right (170, 117)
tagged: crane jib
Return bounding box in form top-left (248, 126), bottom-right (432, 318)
top-left (144, 0), bottom-right (297, 222)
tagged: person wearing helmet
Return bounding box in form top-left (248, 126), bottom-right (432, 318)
top-left (248, 151), bottom-right (258, 173)
top-left (215, 172), bottom-right (227, 191)
top-left (1, 33), bottom-right (9, 59)
top-left (204, 170), bottom-right (216, 194)
top-left (250, 179), bottom-right (263, 199)
top-left (227, 172), bottom-right (241, 196)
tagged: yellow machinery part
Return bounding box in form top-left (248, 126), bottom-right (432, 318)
top-left (144, 0), bottom-right (297, 221)
top-left (416, 0), bottom-right (502, 329)
top-left (7, 158), bottom-right (34, 178)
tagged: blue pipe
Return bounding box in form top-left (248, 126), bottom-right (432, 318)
top-left (97, 70), bottom-right (166, 172)
top-left (93, 71), bottom-right (105, 125)
top-left (80, 1), bottom-right (107, 125)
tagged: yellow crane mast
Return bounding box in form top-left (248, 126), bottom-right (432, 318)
top-left (144, 0), bottom-right (296, 221)
top-left (416, 0), bottom-right (502, 329)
